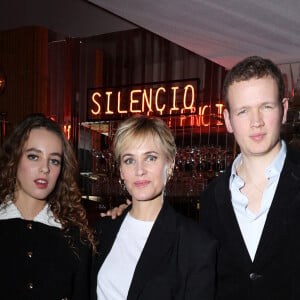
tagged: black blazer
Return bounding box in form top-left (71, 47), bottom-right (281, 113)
top-left (91, 201), bottom-right (217, 300)
top-left (199, 146), bottom-right (300, 300)
top-left (0, 219), bottom-right (91, 300)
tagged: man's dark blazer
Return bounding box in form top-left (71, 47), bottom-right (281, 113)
top-left (199, 145), bottom-right (300, 300)
top-left (91, 201), bottom-right (217, 300)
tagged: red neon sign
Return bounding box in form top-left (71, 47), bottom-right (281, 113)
top-left (87, 79), bottom-right (225, 129)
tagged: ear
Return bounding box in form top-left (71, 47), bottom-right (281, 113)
top-left (119, 168), bottom-right (124, 180)
top-left (168, 158), bottom-right (175, 177)
top-left (281, 98), bottom-right (289, 124)
top-left (223, 108), bottom-right (234, 133)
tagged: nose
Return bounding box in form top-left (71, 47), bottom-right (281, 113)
top-left (135, 160), bottom-right (146, 176)
top-left (39, 160), bottom-right (50, 174)
top-left (250, 110), bottom-right (264, 128)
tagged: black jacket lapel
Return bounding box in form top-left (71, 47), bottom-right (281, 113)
top-left (127, 202), bottom-right (177, 300)
top-left (214, 168), bottom-right (253, 265)
top-left (254, 146), bottom-right (300, 265)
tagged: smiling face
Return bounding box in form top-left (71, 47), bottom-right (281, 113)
top-left (223, 76), bottom-right (288, 159)
top-left (119, 134), bottom-right (174, 204)
top-left (15, 128), bottom-right (63, 204)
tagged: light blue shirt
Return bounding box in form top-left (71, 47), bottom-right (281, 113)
top-left (229, 140), bottom-right (287, 261)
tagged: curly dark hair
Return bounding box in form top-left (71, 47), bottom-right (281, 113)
top-left (223, 56), bottom-right (285, 111)
top-left (0, 113), bottom-right (96, 252)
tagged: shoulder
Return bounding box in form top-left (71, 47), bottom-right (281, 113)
top-left (200, 168), bottom-right (230, 208)
top-left (63, 226), bottom-right (92, 257)
top-left (93, 214), bottom-right (123, 234)
top-left (286, 145), bottom-right (300, 165)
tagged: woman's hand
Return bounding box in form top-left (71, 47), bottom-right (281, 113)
top-left (100, 199), bottom-right (131, 219)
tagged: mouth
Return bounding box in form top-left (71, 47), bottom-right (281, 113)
top-left (134, 180), bottom-right (150, 188)
top-left (250, 133), bottom-right (265, 141)
top-left (34, 179), bottom-right (49, 188)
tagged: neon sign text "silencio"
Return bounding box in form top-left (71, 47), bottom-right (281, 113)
top-left (87, 79), bottom-right (224, 121)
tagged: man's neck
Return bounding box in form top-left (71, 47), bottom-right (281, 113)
top-left (238, 140), bottom-right (282, 181)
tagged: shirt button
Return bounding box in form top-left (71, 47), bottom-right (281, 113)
top-left (27, 223), bottom-right (33, 230)
top-left (249, 272), bottom-right (262, 280)
top-left (27, 282), bottom-right (34, 289)
top-left (27, 251), bottom-right (33, 258)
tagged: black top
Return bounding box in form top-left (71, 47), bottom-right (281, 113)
top-left (0, 218), bottom-right (91, 300)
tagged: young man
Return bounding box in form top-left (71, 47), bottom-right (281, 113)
top-left (199, 56), bottom-right (300, 300)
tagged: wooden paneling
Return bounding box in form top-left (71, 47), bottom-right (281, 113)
top-left (0, 26), bottom-right (48, 133)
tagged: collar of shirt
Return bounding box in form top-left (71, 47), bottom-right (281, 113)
top-left (229, 140), bottom-right (287, 219)
top-left (0, 200), bottom-right (62, 229)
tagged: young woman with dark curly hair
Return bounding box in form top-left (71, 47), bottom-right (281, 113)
top-left (0, 113), bottom-right (95, 300)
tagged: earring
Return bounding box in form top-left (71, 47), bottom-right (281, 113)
top-left (119, 178), bottom-right (127, 192)
top-left (167, 170), bottom-right (174, 182)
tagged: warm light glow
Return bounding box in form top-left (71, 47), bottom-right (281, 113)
top-left (215, 103), bottom-right (224, 115)
top-left (130, 90), bottom-right (142, 113)
top-left (142, 88), bottom-right (153, 114)
top-left (63, 125), bottom-right (71, 140)
top-left (200, 105), bottom-right (210, 126)
top-left (105, 91), bottom-right (114, 114)
top-left (169, 86), bottom-right (180, 114)
top-left (182, 84), bottom-right (195, 113)
top-left (88, 79), bottom-right (225, 130)
top-left (117, 91), bottom-right (127, 114)
top-left (91, 92), bottom-right (101, 115)
top-left (155, 87), bottom-right (166, 115)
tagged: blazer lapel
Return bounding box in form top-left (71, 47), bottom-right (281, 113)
top-left (254, 149), bottom-right (300, 265)
top-left (127, 202), bottom-right (177, 300)
top-left (215, 170), bottom-right (253, 265)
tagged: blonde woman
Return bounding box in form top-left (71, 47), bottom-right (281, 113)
top-left (92, 115), bottom-right (217, 300)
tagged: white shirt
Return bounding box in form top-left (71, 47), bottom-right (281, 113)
top-left (97, 212), bottom-right (154, 300)
top-left (229, 141), bottom-right (286, 261)
top-left (0, 200), bottom-right (62, 228)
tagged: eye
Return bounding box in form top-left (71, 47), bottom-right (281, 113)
top-left (49, 158), bottom-right (61, 166)
top-left (263, 104), bottom-right (273, 111)
top-left (146, 155), bottom-right (157, 162)
top-left (27, 154), bottom-right (38, 161)
top-left (237, 109), bottom-right (247, 116)
top-left (124, 157), bottom-right (135, 165)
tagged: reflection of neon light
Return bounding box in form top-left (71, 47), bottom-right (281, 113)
top-left (201, 105), bottom-right (209, 115)
top-left (215, 103), bottom-right (224, 114)
top-left (105, 91), bottom-right (113, 114)
top-left (180, 115), bottom-right (186, 126)
top-left (117, 91), bottom-right (127, 114)
top-left (63, 125), bottom-right (71, 140)
top-left (201, 105), bottom-right (210, 126)
top-left (155, 87), bottom-right (166, 115)
top-left (91, 92), bottom-right (101, 115)
top-left (130, 90), bottom-right (142, 113)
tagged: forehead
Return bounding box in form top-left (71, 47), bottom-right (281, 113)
top-left (121, 133), bottom-right (162, 154)
top-left (24, 128), bottom-right (63, 152)
top-left (228, 76), bottom-right (279, 106)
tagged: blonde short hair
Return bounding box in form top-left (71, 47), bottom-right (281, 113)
top-left (113, 115), bottom-right (176, 164)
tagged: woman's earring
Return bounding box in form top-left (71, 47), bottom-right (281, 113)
top-left (167, 170), bottom-right (173, 182)
top-left (119, 178), bottom-right (127, 192)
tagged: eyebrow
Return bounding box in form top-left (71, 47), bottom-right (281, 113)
top-left (25, 147), bottom-right (62, 157)
top-left (122, 151), bottom-right (160, 157)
